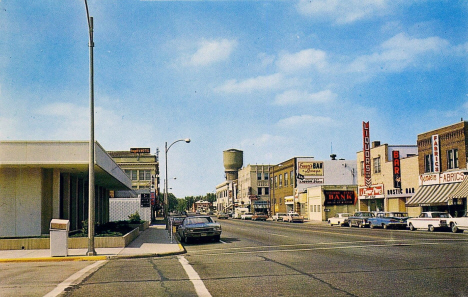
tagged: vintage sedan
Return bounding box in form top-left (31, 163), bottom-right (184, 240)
top-left (241, 212), bottom-right (254, 220)
top-left (284, 212), bottom-right (304, 223)
top-left (177, 216), bottom-right (222, 243)
top-left (348, 211), bottom-right (375, 228)
top-left (217, 212), bottom-right (229, 219)
top-left (368, 212), bottom-right (408, 229)
top-left (272, 212), bottom-right (287, 221)
top-left (328, 213), bottom-right (350, 226)
top-left (407, 212), bottom-right (451, 232)
top-left (252, 213), bottom-right (268, 221)
top-left (169, 216), bottom-right (186, 228)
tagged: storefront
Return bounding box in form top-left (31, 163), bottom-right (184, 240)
top-left (358, 184), bottom-right (385, 212)
top-left (406, 170), bottom-right (468, 217)
top-left (308, 185), bottom-right (357, 221)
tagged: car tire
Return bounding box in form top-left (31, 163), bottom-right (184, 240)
top-left (451, 223), bottom-right (459, 233)
top-left (409, 223), bottom-right (416, 231)
top-left (214, 235), bottom-right (220, 242)
top-left (428, 225), bottom-right (435, 232)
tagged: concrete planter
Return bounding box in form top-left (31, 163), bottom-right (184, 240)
top-left (129, 221), bottom-right (149, 232)
top-left (0, 227), bottom-right (140, 250)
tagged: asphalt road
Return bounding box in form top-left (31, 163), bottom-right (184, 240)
top-left (5, 219), bottom-right (468, 297)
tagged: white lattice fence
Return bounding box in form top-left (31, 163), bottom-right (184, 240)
top-left (109, 198), bottom-right (151, 222)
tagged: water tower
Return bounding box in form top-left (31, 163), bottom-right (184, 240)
top-left (223, 149), bottom-right (243, 181)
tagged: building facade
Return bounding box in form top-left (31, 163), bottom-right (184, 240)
top-left (107, 148), bottom-right (159, 195)
top-left (0, 141), bottom-right (131, 237)
top-left (357, 142), bottom-right (419, 213)
top-left (237, 164), bottom-right (270, 213)
top-left (270, 156), bottom-right (357, 218)
top-left (406, 121), bottom-right (468, 217)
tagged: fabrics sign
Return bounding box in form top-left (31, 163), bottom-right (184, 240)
top-left (432, 135), bottom-right (440, 173)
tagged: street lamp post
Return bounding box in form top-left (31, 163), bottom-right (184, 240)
top-left (164, 138), bottom-right (190, 228)
top-left (84, 0), bottom-right (96, 257)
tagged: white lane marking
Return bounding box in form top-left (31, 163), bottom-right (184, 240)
top-left (219, 240), bottom-right (227, 244)
top-left (43, 260), bottom-right (106, 297)
top-left (269, 233), bottom-right (289, 237)
top-left (190, 242), bottom-right (441, 257)
top-left (178, 255), bottom-right (212, 297)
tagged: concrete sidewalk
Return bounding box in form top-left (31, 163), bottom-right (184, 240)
top-left (0, 224), bottom-right (185, 263)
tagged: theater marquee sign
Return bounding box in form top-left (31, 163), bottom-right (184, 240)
top-left (358, 184), bottom-right (384, 199)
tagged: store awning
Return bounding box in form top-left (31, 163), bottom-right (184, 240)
top-left (449, 178), bottom-right (468, 199)
top-left (406, 183), bottom-right (461, 206)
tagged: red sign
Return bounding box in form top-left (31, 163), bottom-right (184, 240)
top-left (358, 185), bottom-right (384, 197)
top-left (393, 150), bottom-right (401, 188)
top-left (324, 190), bottom-right (355, 205)
top-left (130, 148), bottom-right (150, 154)
top-left (363, 122), bottom-right (371, 187)
top-left (432, 135), bottom-right (440, 173)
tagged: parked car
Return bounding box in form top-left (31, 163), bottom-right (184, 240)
top-left (447, 214), bottom-right (468, 233)
top-left (272, 212), bottom-right (287, 221)
top-left (348, 211), bottom-right (375, 228)
top-left (252, 213), bottom-right (268, 221)
top-left (284, 212), bottom-right (304, 223)
top-left (217, 212), bottom-right (229, 219)
top-left (169, 216), bottom-right (186, 228)
top-left (328, 213), bottom-right (350, 226)
top-left (407, 212), bottom-right (451, 232)
top-left (368, 212), bottom-right (408, 229)
top-left (177, 216), bottom-right (222, 243)
top-left (241, 212), bottom-right (254, 220)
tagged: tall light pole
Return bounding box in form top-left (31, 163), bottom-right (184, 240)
top-left (164, 138), bottom-right (191, 228)
top-left (84, 0), bottom-right (96, 256)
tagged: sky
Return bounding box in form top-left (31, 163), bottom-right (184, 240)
top-left (0, 0), bottom-right (467, 198)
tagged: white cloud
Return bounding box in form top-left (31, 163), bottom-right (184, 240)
top-left (189, 39), bottom-right (237, 66)
top-left (274, 89), bottom-right (337, 105)
top-left (276, 115), bottom-right (334, 128)
top-left (348, 33), bottom-right (451, 73)
top-left (296, 0), bottom-right (393, 24)
top-left (276, 49), bottom-right (328, 73)
top-left (214, 73), bottom-right (286, 94)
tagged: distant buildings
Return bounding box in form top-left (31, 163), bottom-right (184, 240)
top-left (216, 120), bottom-right (468, 221)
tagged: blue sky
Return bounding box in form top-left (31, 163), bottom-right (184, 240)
top-left (1, 0), bottom-right (467, 197)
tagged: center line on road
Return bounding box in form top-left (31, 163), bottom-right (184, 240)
top-left (178, 255), bottom-right (212, 297)
top-left (269, 233), bottom-right (289, 237)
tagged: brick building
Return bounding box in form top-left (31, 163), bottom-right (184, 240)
top-left (406, 121), bottom-right (468, 216)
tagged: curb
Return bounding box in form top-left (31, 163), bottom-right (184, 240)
top-left (0, 243), bottom-right (186, 263)
top-left (0, 255), bottom-right (108, 263)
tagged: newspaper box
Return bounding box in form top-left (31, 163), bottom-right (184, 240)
top-left (50, 219), bottom-right (70, 257)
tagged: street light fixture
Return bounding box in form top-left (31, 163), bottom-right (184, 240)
top-left (164, 138), bottom-right (190, 228)
top-left (84, 0), bottom-right (96, 257)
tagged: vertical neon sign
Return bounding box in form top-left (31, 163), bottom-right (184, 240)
top-left (363, 122), bottom-right (372, 188)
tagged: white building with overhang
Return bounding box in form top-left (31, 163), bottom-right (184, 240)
top-left (0, 141), bottom-right (132, 237)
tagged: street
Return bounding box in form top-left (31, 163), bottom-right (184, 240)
top-left (4, 219), bottom-right (468, 297)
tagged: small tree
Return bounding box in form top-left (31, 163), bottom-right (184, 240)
top-left (128, 211), bottom-right (141, 224)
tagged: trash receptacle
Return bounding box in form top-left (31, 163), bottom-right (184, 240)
top-left (50, 219), bottom-right (70, 257)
